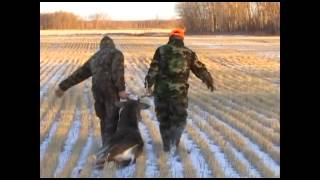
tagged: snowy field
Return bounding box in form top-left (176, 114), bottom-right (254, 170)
top-left (40, 32), bottom-right (280, 178)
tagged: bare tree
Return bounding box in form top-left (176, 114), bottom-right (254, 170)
top-left (175, 2), bottom-right (280, 34)
top-left (40, 11), bottom-right (181, 30)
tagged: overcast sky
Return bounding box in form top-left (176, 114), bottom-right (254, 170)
top-left (40, 2), bottom-right (179, 20)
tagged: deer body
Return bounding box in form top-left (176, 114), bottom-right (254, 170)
top-left (96, 99), bottom-right (149, 167)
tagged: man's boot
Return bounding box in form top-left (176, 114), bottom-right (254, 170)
top-left (173, 122), bottom-right (186, 150)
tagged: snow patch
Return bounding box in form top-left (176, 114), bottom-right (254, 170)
top-left (230, 146), bottom-right (261, 177)
top-left (40, 63), bottom-right (68, 100)
top-left (40, 84), bottom-right (49, 100)
top-left (115, 163), bottom-right (136, 178)
top-left (40, 120), bottom-right (59, 161)
top-left (192, 42), bottom-right (224, 49)
top-left (143, 108), bottom-right (185, 178)
top-left (187, 118), bottom-right (240, 178)
top-left (166, 148), bottom-right (184, 178)
top-left (206, 110), bottom-right (280, 176)
top-left (188, 110), bottom-right (262, 178)
top-left (70, 131), bottom-right (94, 178)
top-left (91, 169), bottom-right (102, 178)
top-left (181, 132), bottom-right (212, 178)
top-left (138, 122), bottom-right (160, 178)
top-left (54, 108), bottom-right (82, 177)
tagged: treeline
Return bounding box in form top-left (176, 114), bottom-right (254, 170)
top-left (176, 2), bottom-right (280, 34)
top-left (40, 11), bottom-right (180, 29)
top-left (40, 2), bottom-right (280, 34)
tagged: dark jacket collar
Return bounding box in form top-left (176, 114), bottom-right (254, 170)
top-left (167, 36), bottom-right (184, 48)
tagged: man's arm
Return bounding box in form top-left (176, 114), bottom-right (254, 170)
top-left (190, 52), bottom-right (215, 91)
top-left (145, 48), bottom-right (160, 89)
top-left (58, 52), bottom-right (96, 92)
top-left (111, 51), bottom-right (126, 93)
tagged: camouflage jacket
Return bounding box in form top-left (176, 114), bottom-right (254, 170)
top-left (59, 36), bottom-right (125, 96)
top-left (145, 37), bottom-right (214, 98)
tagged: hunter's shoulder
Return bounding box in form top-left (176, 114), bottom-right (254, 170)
top-left (113, 47), bottom-right (123, 54)
top-left (113, 48), bottom-right (124, 57)
top-left (157, 44), bottom-right (173, 54)
top-left (181, 45), bottom-right (195, 54)
top-left (158, 44), bottom-right (172, 50)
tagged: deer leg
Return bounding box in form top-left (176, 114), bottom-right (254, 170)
top-left (130, 156), bottom-right (135, 165)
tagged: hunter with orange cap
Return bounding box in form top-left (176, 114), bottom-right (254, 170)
top-left (145, 28), bottom-right (215, 152)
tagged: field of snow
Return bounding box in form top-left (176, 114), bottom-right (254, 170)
top-left (40, 32), bottom-right (280, 178)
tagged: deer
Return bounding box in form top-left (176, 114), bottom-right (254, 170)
top-left (94, 98), bottom-right (150, 169)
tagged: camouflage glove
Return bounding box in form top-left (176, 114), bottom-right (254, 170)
top-left (55, 86), bottom-right (64, 98)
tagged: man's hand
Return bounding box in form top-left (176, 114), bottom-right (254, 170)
top-left (55, 87), bottom-right (64, 98)
top-left (207, 83), bottom-right (215, 92)
top-left (145, 87), bottom-right (153, 97)
top-left (118, 91), bottom-right (129, 99)
top-left (205, 80), bottom-right (215, 92)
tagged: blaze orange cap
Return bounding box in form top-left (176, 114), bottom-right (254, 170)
top-left (170, 28), bottom-right (185, 39)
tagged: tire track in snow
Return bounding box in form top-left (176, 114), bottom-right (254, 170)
top-left (53, 106), bottom-right (82, 177)
top-left (138, 122), bottom-right (160, 178)
top-left (187, 118), bottom-right (240, 178)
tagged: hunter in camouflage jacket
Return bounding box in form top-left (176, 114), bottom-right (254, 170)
top-left (57, 35), bottom-right (126, 147)
top-left (145, 33), bottom-right (215, 152)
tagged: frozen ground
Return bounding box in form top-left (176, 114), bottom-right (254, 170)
top-left (40, 34), bottom-right (280, 178)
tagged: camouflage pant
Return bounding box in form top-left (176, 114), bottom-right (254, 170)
top-left (94, 100), bottom-right (120, 146)
top-left (154, 95), bottom-right (188, 151)
top-left (92, 85), bottom-right (120, 147)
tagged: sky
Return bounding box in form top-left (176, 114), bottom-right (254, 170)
top-left (40, 2), bottom-right (179, 21)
